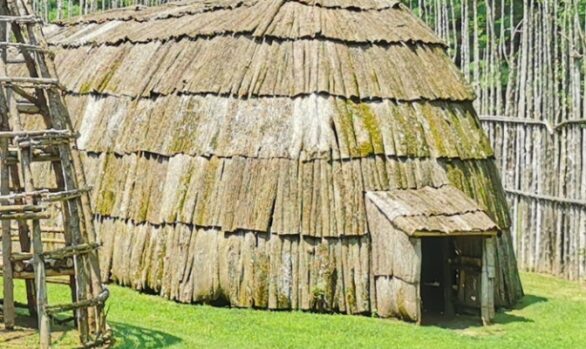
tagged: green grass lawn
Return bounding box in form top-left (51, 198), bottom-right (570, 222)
top-left (1, 272), bottom-right (585, 348)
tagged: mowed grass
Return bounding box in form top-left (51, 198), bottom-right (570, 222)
top-left (1, 272), bottom-right (585, 348)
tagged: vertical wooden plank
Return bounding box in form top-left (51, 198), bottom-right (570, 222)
top-left (414, 239), bottom-right (422, 324)
top-left (289, 236), bottom-right (300, 310)
top-left (253, 233), bottom-right (269, 308)
top-left (481, 237), bottom-right (496, 325)
top-left (267, 234), bottom-right (279, 309)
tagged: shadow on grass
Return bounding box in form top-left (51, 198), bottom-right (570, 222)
top-left (110, 321), bottom-right (182, 349)
top-left (422, 312), bottom-right (533, 330)
top-left (513, 294), bottom-right (548, 310)
top-left (421, 294), bottom-right (546, 330)
top-left (421, 314), bottom-right (483, 329)
top-left (0, 309), bottom-right (78, 347)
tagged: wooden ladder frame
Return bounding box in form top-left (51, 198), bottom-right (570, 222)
top-left (0, 0), bottom-right (109, 347)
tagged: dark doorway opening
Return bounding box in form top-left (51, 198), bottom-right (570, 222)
top-left (420, 237), bottom-right (455, 321)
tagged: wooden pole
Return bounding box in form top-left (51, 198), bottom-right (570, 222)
top-left (19, 144), bottom-right (50, 348)
top-left (0, 106), bottom-right (15, 331)
top-left (0, 18), bottom-right (15, 331)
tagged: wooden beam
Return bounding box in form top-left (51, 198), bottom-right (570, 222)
top-left (16, 101), bottom-right (40, 114)
top-left (46, 288), bottom-right (109, 315)
top-left (0, 15), bottom-right (40, 23)
top-left (0, 42), bottom-right (47, 52)
top-left (0, 204), bottom-right (43, 213)
top-left (41, 242), bottom-right (100, 260)
top-left (0, 212), bottom-right (50, 220)
top-left (41, 187), bottom-right (92, 203)
top-left (0, 189), bottom-right (48, 200)
top-left (0, 129), bottom-right (75, 139)
top-left (1, 268), bottom-right (75, 279)
top-left (504, 187), bottom-right (586, 207)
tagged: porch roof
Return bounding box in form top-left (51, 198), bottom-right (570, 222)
top-left (366, 186), bottom-right (499, 237)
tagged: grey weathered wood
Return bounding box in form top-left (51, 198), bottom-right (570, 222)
top-left (0, 14), bottom-right (54, 333)
top-left (41, 187), bottom-right (91, 202)
top-left (24, 8), bottom-right (96, 341)
top-left (0, 129), bottom-right (75, 139)
top-left (0, 106), bottom-right (14, 330)
top-left (0, 212), bottom-right (50, 220)
top-left (13, 256), bottom-right (73, 273)
top-left (0, 41), bottom-right (48, 52)
top-left (16, 101), bottom-right (40, 114)
top-left (0, 18), bottom-right (15, 330)
top-left (481, 237), bottom-right (496, 325)
top-left (10, 242), bottom-right (99, 261)
top-left (46, 287), bottom-right (109, 315)
top-left (375, 276), bottom-right (420, 322)
top-left (20, 146), bottom-right (51, 348)
top-left (0, 14), bottom-right (39, 23)
top-left (366, 194), bottom-right (422, 322)
top-left (1, 268), bottom-right (75, 279)
top-left (0, 2), bottom-right (109, 346)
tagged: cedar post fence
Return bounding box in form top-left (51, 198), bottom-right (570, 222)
top-left (405, 0), bottom-right (586, 281)
top-left (480, 115), bottom-right (586, 280)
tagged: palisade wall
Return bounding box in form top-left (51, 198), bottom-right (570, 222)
top-left (405, 0), bottom-right (586, 280)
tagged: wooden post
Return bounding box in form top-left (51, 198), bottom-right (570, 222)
top-left (0, 138), bottom-right (15, 331)
top-left (32, 221), bottom-right (50, 349)
top-left (19, 145), bottom-right (51, 348)
top-left (0, 19), bottom-right (15, 331)
top-left (481, 237), bottom-right (496, 325)
top-left (442, 238), bottom-right (454, 317)
top-left (414, 238), bottom-right (422, 325)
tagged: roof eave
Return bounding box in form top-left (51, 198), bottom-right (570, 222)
top-left (411, 229), bottom-right (499, 238)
